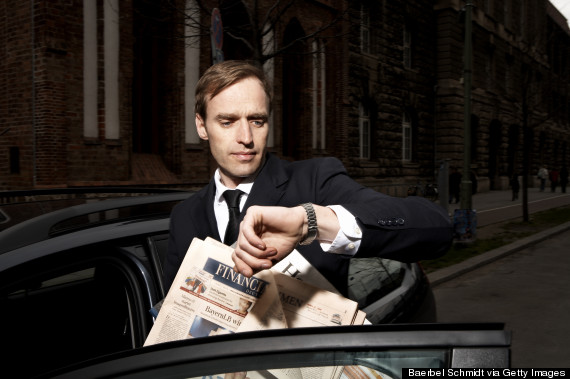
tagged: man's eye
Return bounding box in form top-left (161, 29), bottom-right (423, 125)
top-left (252, 120), bottom-right (265, 127)
top-left (221, 121), bottom-right (232, 127)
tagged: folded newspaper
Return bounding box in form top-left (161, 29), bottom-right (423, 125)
top-left (144, 237), bottom-right (365, 346)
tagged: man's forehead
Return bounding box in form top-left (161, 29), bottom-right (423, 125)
top-left (210, 77), bottom-right (265, 97)
top-left (206, 78), bottom-right (270, 114)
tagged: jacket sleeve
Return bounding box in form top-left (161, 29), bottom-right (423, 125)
top-left (310, 157), bottom-right (453, 262)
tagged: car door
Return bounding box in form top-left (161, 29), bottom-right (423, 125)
top-left (43, 324), bottom-right (511, 378)
top-left (0, 241), bottom-right (156, 378)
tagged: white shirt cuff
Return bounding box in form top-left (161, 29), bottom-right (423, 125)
top-left (319, 205), bottom-right (362, 256)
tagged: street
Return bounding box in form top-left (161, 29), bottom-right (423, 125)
top-left (433, 229), bottom-right (570, 368)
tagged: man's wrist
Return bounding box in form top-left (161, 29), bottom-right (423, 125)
top-left (298, 203), bottom-right (318, 245)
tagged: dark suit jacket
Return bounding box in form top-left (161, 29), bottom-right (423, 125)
top-left (165, 153), bottom-right (453, 295)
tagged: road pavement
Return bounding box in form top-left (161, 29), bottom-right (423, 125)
top-left (433, 229), bottom-right (570, 367)
top-left (429, 189), bottom-right (570, 286)
top-left (428, 189), bottom-right (570, 368)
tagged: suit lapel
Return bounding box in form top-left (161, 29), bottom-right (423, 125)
top-left (242, 154), bottom-right (288, 219)
top-left (198, 179), bottom-right (221, 240)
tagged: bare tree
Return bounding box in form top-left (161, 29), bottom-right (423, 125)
top-left (144, 0), bottom-right (351, 67)
top-left (510, 14), bottom-right (570, 222)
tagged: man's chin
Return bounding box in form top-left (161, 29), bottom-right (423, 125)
top-left (220, 154), bottom-right (266, 184)
top-left (222, 165), bottom-right (261, 183)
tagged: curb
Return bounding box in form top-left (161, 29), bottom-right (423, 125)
top-left (427, 221), bottom-right (570, 287)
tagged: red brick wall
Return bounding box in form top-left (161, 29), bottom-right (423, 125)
top-left (0, 1), bottom-right (35, 189)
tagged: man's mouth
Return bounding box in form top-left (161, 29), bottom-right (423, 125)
top-left (233, 152), bottom-right (256, 161)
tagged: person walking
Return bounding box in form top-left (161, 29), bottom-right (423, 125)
top-left (560, 166), bottom-right (568, 193)
top-left (537, 166), bottom-right (548, 192)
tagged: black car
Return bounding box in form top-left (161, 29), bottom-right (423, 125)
top-left (0, 189), bottom-right (453, 377)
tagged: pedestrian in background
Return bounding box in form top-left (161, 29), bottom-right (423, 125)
top-left (537, 166), bottom-right (548, 192)
top-left (549, 167), bottom-right (559, 192)
top-left (510, 173), bottom-right (520, 201)
top-left (449, 167), bottom-right (461, 204)
top-left (560, 166), bottom-right (568, 193)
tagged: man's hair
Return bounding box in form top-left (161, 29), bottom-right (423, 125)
top-left (195, 60), bottom-right (273, 119)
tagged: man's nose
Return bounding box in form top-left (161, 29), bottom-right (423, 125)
top-left (236, 119), bottom-right (253, 145)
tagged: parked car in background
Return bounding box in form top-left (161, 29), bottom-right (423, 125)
top-left (1, 189), bottom-right (441, 377)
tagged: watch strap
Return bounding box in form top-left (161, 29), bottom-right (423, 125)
top-left (299, 203), bottom-right (318, 245)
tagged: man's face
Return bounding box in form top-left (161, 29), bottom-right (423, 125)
top-left (196, 78), bottom-right (269, 188)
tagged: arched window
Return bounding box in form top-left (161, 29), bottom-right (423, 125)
top-left (360, 4), bottom-right (370, 54)
top-left (403, 24), bottom-right (412, 69)
top-left (282, 18), bottom-right (307, 160)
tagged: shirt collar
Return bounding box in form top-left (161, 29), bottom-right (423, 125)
top-left (214, 169), bottom-right (254, 204)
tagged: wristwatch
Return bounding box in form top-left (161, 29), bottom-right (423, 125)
top-left (299, 203), bottom-right (318, 245)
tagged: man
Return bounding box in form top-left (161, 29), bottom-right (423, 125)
top-left (164, 60), bottom-right (453, 296)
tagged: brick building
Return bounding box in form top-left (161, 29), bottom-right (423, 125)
top-left (435, 0), bottom-right (570, 192)
top-left (1, 0), bottom-right (569, 194)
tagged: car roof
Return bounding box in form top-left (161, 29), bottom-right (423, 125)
top-left (0, 189), bottom-right (192, 255)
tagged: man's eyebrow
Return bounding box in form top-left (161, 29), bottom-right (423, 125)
top-left (247, 113), bottom-right (268, 120)
top-left (214, 113), bottom-right (268, 121)
top-left (215, 113), bottom-right (237, 121)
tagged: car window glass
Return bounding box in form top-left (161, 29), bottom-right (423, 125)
top-left (0, 258), bottom-right (137, 377)
top-left (348, 257), bottom-right (405, 307)
top-left (186, 350), bottom-right (447, 379)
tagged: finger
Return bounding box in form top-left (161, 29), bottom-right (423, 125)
top-left (232, 248), bottom-right (276, 277)
top-left (241, 223), bottom-right (266, 251)
top-left (232, 251), bottom-right (253, 277)
top-left (240, 211), bottom-right (267, 251)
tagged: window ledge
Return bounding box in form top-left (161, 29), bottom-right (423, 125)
top-left (402, 161), bottom-right (420, 168)
top-left (358, 160), bottom-right (380, 168)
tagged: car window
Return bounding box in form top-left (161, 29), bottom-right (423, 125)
top-left (348, 257), bottom-right (405, 308)
top-left (0, 254), bottom-right (142, 377)
top-left (192, 350), bottom-right (447, 379)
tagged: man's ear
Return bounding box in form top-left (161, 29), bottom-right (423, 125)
top-left (196, 114), bottom-right (208, 140)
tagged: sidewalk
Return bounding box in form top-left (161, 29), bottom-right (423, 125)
top-left (440, 188), bottom-right (570, 221)
top-left (428, 188), bottom-right (570, 286)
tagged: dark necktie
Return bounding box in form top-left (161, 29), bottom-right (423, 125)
top-left (222, 190), bottom-right (244, 245)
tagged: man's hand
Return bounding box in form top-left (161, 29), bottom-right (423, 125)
top-left (232, 204), bottom-right (340, 277)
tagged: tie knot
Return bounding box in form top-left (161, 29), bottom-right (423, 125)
top-left (223, 190), bottom-right (244, 209)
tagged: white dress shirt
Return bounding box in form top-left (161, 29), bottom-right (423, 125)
top-left (213, 169), bottom-right (362, 256)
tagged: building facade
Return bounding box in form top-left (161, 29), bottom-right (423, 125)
top-left (435, 0), bottom-right (570, 192)
top-left (1, 0), bottom-right (569, 195)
